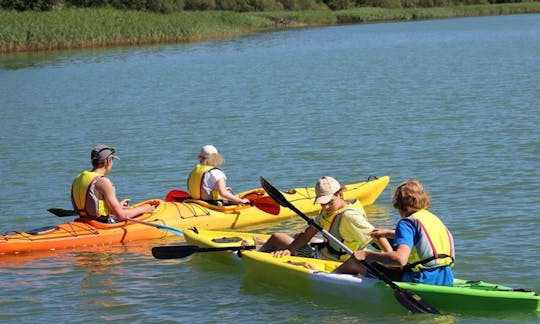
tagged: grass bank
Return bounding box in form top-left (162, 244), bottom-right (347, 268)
top-left (1, 3), bottom-right (540, 53)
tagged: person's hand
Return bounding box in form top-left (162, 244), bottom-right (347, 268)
top-left (144, 204), bottom-right (156, 214)
top-left (271, 249), bottom-right (291, 258)
top-left (370, 228), bottom-right (389, 239)
top-left (121, 199), bottom-right (131, 207)
top-left (352, 250), bottom-right (367, 262)
top-left (241, 198), bottom-right (250, 204)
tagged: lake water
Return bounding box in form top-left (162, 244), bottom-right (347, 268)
top-left (1, 13), bottom-right (539, 323)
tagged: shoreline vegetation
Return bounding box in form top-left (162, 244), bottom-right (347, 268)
top-left (1, 3), bottom-right (540, 54)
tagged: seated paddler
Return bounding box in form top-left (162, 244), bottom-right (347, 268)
top-left (258, 176), bottom-right (392, 260)
top-left (71, 144), bottom-right (155, 223)
top-left (334, 179), bottom-right (455, 286)
top-left (187, 144), bottom-right (249, 206)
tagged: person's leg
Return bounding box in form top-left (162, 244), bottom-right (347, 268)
top-left (258, 232), bottom-right (294, 252)
top-left (334, 258), bottom-right (402, 282)
top-left (334, 256), bottom-right (369, 275)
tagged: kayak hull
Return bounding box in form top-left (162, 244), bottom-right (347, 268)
top-left (181, 229), bottom-right (540, 314)
top-left (240, 250), bottom-right (540, 314)
top-left (1, 176), bottom-right (389, 254)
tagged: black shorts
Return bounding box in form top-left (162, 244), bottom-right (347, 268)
top-left (293, 245), bottom-right (322, 258)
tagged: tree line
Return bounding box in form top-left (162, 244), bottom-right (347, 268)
top-left (1, 0), bottom-right (532, 13)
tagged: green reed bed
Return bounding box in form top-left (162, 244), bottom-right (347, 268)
top-left (1, 2), bottom-right (540, 53)
top-left (0, 8), bottom-right (275, 52)
top-left (252, 10), bottom-right (338, 26)
top-left (255, 2), bottom-right (540, 26)
top-left (333, 3), bottom-right (540, 24)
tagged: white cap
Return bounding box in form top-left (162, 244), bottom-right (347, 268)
top-left (199, 145), bottom-right (218, 158)
top-left (314, 176), bottom-right (341, 204)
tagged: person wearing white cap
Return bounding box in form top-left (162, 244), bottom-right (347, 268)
top-left (186, 145), bottom-right (250, 205)
top-left (258, 176), bottom-right (392, 260)
top-left (71, 145), bottom-right (155, 223)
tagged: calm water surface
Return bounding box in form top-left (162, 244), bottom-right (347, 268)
top-left (1, 14), bottom-right (539, 323)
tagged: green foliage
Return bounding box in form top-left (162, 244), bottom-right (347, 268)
top-left (147, 0), bottom-right (184, 13)
top-left (65, 0), bottom-right (108, 7)
top-left (184, 0), bottom-right (215, 10)
top-left (366, 0), bottom-right (402, 8)
top-left (2, 3), bottom-right (540, 53)
top-left (0, 0), bottom-right (25, 10)
top-left (414, 0), bottom-right (454, 7)
top-left (217, 0), bottom-right (284, 12)
top-left (278, 0), bottom-right (324, 10)
top-left (1, 0), bottom-right (62, 10)
top-left (110, 0), bottom-right (145, 10)
top-left (326, 0), bottom-right (355, 10)
top-left (1, 0), bottom-right (538, 11)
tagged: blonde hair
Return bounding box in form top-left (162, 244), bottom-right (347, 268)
top-left (392, 179), bottom-right (431, 215)
top-left (201, 153), bottom-right (224, 167)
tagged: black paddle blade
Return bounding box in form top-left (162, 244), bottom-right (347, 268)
top-left (260, 177), bottom-right (314, 226)
top-left (152, 245), bottom-right (198, 259)
top-left (48, 208), bottom-right (78, 217)
top-left (395, 288), bottom-right (440, 314)
top-left (152, 245), bottom-right (257, 260)
top-left (260, 177), bottom-right (293, 210)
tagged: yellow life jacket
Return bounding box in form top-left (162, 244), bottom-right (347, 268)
top-left (317, 200), bottom-right (367, 261)
top-left (71, 170), bottom-right (111, 217)
top-left (405, 209), bottom-right (455, 272)
top-left (187, 164), bottom-right (221, 201)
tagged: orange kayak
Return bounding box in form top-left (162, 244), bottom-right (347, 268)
top-left (1, 175), bottom-right (389, 254)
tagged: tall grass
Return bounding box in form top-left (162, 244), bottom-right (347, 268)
top-left (0, 8), bottom-right (275, 52)
top-left (333, 3), bottom-right (540, 23)
top-left (1, 3), bottom-right (540, 53)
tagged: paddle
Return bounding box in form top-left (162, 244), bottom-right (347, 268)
top-left (47, 208), bottom-right (184, 237)
top-left (152, 244), bottom-right (256, 259)
top-left (243, 193), bottom-right (280, 215)
top-left (259, 176), bottom-right (440, 315)
top-left (163, 189), bottom-right (280, 215)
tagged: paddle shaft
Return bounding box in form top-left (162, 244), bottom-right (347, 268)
top-left (47, 208), bottom-right (184, 237)
top-left (127, 218), bottom-right (184, 237)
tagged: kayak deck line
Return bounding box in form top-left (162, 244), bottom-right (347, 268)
top-left (451, 280), bottom-right (539, 294)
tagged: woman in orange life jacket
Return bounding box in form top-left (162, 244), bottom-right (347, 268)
top-left (71, 145), bottom-right (155, 223)
top-left (334, 179), bottom-right (455, 286)
top-left (186, 145), bottom-right (249, 205)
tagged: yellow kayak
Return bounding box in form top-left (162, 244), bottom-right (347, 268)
top-left (1, 175), bottom-right (389, 254)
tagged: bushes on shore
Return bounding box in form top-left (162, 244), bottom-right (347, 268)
top-left (1, 0), bottom-right (534, 13)
top-left (1, 2), bottom-right (539, 53)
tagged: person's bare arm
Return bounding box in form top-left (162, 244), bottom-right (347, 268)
top-left (97, 177), bottom-right (155, 220)
top-left (215, 178), bottom-right (249, 204)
